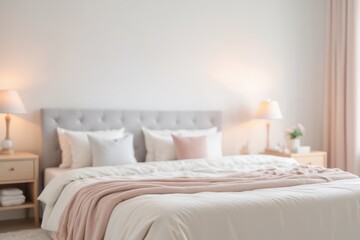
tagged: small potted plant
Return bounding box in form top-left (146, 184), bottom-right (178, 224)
top-left (285, 124), bottom-right (305, 152)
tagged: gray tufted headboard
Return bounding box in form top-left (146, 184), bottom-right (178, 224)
top-left (40, 109), bottom-right (222, 185)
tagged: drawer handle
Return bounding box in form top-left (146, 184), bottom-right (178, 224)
top-left (307, 162), bottom-right (312, 165)
top-left (9, 167), bottom-right (15, 171)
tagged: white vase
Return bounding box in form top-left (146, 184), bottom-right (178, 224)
top-left (289, 138), bottom-right (301, 152)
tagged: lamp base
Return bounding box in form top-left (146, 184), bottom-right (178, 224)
top-left (1, 139), bottom-right (14, 155)
top-left (0, 148), bottom-right (14, 155)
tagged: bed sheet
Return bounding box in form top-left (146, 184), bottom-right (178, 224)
top-left (44, 167), bottom-right (71, 186)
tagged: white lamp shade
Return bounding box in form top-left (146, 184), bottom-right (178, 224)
top-left (0, 90), bottom-right (26, 114)
top-left (256, 99), bottom-right (283, 119)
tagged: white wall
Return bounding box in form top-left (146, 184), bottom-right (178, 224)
top-left (0, 0), bottom-right (326, 157)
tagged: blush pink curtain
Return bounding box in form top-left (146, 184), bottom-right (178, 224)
top-left (324, 0), bottom-right (360, 174)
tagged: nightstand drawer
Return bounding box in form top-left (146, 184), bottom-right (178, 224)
top-left (264, 150), bottom-right (327, 167)
top-left (294, 156), bottom-right (325, 166)
top-left (0, 160), bottom-right (34, 182)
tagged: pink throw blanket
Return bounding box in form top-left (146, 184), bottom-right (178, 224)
top-left (56, 166), bottom-right (357, 240)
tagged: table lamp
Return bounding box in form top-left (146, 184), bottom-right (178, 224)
top-left (0, 90), bottom-right (26, 155)
top-left (256, 99), bottom-right (283, 150)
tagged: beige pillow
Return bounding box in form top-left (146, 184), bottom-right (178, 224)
top-left (172, 135), bottom-right (208, 160)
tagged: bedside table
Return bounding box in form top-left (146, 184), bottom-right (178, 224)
top-left (264, 149), bottom-right (327, 167)
top-left (0, 152), bottom-right (39, 227)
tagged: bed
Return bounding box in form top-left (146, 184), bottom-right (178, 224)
top-left (38, 109), bottom-right (360, 240)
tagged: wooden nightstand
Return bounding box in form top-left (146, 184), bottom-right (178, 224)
top-left (0, 152), bottom-right (39, 227)
top-left (264, 149), bottom-right (327, 167)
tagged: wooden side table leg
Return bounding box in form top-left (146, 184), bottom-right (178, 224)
top-left (34, 205), bottom-right (39, 227)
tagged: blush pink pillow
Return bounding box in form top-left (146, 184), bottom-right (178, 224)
top-left (172, 135), bottom-right (208, 160)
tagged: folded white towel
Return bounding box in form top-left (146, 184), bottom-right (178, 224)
top-left (0, 198), bottom-right (25, 207)
top-left (0, 195), bottom-right (25, 202)
top-left (0, 188), bottom-right (23, 196)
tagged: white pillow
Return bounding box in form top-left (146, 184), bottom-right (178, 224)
top-left (57, 128), bottom-right (72, 168)
top-left (205, 132), bottom-right (223, 158)
top-left (66, 129), bottom-right (125, 168)
top-left (142, 127), bottom-right (218, 162)
top-left (88, 134), bottom-right (137, 167)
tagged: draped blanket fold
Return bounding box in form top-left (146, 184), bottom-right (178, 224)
top-left (56, 166), bottom-right (357, 240)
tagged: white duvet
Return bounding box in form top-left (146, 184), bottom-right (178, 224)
top-left (39, 155), bottom-right (360, 240)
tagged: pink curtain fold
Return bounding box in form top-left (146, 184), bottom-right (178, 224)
top-left (324, 0), bottom-right (360, 174)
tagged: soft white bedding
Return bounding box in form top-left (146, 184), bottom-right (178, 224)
top-left (39, 155), bottom-right (360, 240)
top-left (44, 167), bottom-right (71, 186)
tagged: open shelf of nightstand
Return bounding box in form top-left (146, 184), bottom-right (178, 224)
top-left (0, 201), bottom-right (35, 211)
